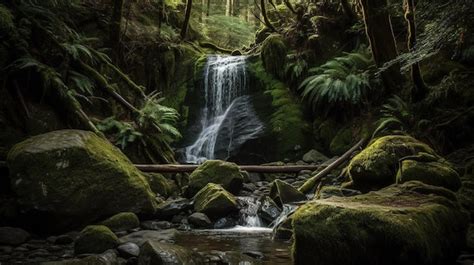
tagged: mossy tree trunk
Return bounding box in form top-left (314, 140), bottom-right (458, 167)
top-left (180, 0), bottom-right (193, 39)
top-left (207, 0), bottom-right (211, 16)
top-left (261, 0), bottom-right (276, 32)
top-left (359, 0), bottom-right (402, 94)
top-left (110, 0), bottom-right (124, 62)
top-left (404, 0), bottom-right (427, 102)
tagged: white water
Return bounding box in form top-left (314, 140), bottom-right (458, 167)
top-left (185, 55), bottom-right (264, 163)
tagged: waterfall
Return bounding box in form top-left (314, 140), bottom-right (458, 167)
top-left (185, 55), bottom-right (264, 163)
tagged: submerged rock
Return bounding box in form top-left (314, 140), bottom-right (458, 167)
top-left (193, 183), bottom-right (238, 220)
top-left (100, 212), bottom-right (140, 232)
top-left (138, 241), bottom-right (202, 265)
top-left (292, 181), bottom-right (469, 265)
top-left (187, 160), bottom-right (244, 196)
top-left (0, 226), bottom-right (30, 245)
top-left (74, 225), bottom-right (118, 255)
top-left (7, 130), bottom-right (157, 230)
top-left (269, 179), bottom-right (306, 207)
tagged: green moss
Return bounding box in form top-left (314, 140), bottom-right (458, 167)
top-left (396, 160), bottom-right (461, 191)
top-left (261, 34), bottom-right (287, 79)
top-left (193, 183), bottom-right (238, 220)
top-left (74, 225), bottom-right (118, 254)
top-left (347, 135), bottom-right (437, 190)
top-left (329, 126), bottom-right (353, 156)
top-left (292, 181), bottom-right (469, 265)
top-left (7, 130), bottom-right (157, 228)
top-left (187, 160), bottom-right (244, 196)
top-left (145, 173), bottom-right (177, 197)
top-left (100, 212), bottom-right (139, 232)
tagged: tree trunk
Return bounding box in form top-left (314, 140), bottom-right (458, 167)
top-left (404, 0), bottom-right (427, 102)
top-left (207, 0), bottom-right (211, 16)
top-left (180, 0), bottom-right (193, 39)
top-left (109, 0), bottom-right (124, 61)
top-left (261, 0), bottom-right (276, 32)
top-left (359, 0), bottom-right (402, 94)
top-left (340, 0), bottom-right (356, 22)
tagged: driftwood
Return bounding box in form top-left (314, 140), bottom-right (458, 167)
top-left (298, 138), bottom-right (367, 194)
top-left (135, 164), bottom-right (320, 173)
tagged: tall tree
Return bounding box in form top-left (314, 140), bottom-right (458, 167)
top-left (404, 0), bottom-right (427, 102)
top-left (206, 0), bottom-right (211, 16)
top-left (180, 0), bottom-right (193, 39)
top-left (109, 0), bottom-right (124, 60)
top-left (261, 0), bottom-right (276, 32)
top-left (359, 0), bottom-right (402, 93)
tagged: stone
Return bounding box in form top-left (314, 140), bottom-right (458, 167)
top-left (119, 229), bottom-right (177, 246)
top-left (396, 160), bottom-right (461, 191)
top-left (117, 242), bottom-right (140, 258)
top-left (155, 198), bottom-right (193, 219)
top-left (0, 227), bottom-right (30, 245)
top-left (257, 196), bottom-right (282, 223)
top-left (302, 149), bottom-right (328, 164)
top-left (7, 130), bottom-right (157, 230)
top-left (138, 241), bottom-right (202, 265)
top-left (42, 250), bottom-right (118, 265)
top-left (100, 212), bottom-right (140, 232)
top-left (187, 160), bottom-right (244, 196)
top-left (188, 213), bottom-right (212, 228)
top-left (213, 217), bottom-right (236, 229)
top-left (316, 186), bottom-right (361, 199)
top-left (141, 220), bottom-right (173, 230)
top-left (144, 173), bottom-right (176, 198)
top-left (74, 225), bottom-right (118, 255)
top-left (193, 183), bottom-right (238, 220)
top-left (269, 179), bottom-right (306, 206)
top-left (292, 181), bottom-right (470, 265)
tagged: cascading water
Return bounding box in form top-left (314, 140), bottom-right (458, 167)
top-left (185, 55), bottom-right (264, 163)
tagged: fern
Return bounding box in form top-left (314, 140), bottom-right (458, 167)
top-left (97, 117), bottom-right (143, 150)
top-left (299, 52), bottom-right (375, 116)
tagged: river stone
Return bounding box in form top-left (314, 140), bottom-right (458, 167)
top-left (119, 229), bottom-right (178, 246)
top-left (257, 196), bottom-right (282, 223)
top-left (187, 160), bottom-right (244, 196)
top-left (193, 183), bottom-right (238, 220)
top-left (269, 179), bottom-right (306, 207)
top-left (7, 130), bottom-right (157, 230)
top-left (42, 250), bottom-right (118, 265)
top-left (396, 160), bottom-right (461, 191)
top-left (138, 241), bottom-right (202, 265)
top-left (188, 212), bottom-right (212, 228)
top-left (74, 225), bottom-right (118, 255)
top-left (347, 135), bottom-right (439, 190)
top-left (155, 198), bottom-right (193, 219)
top-left (117, 242), bottom-right (140, 258)
top-left (0, 227), bottom-right (30, 245)
top-left (100, 212), bottom-right (140, 232)
top-left (213, 217), bottom-right (236, 229)
top-left (292, 181), bottom-right (469, 265)
top-left (302, 149), bottom-right (328, 164)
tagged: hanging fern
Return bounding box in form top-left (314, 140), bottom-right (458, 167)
top-left (298, 52), bottom-right (376, 116)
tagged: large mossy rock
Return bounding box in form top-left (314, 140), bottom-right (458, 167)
top-left (396, 160), bottom-right (461, 191)
top-left (260, 34), bottom-right (287, 79)
top-left (74, 225), bottom-right (118, 255)
top-left (347, 135), bottom-right (438, 190)
top-left (100, 212), bottom-right (139, 232)
top-left (144, 173), bottom-right (177, 198)
top-left (187, 160), bottom-right (244, 196)
top-left (269, 179), bottom-right (306, 207)
top-left (292, 181), bottom-right (469, 265)
top-left (193, 183), bottom-right (238, 220)
top-left (7, 130), bottom-right (157, 229)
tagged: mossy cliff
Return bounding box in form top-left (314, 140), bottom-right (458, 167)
top-left (7, 130), bottom-right (157, 231)
top-left (292, 181), bottom-right (469, 265)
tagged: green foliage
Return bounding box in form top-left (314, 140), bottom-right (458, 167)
top-left (285, 55), bottom-right (308, 86)
top-left (196, 15), bottom-right (255, 50)
top-left (299, 52), bottom-right (375, 116)
top-left (97, 117), bottom-right (143, 150)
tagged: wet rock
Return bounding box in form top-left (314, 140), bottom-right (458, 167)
top-left (74, 225), bottom-right (118, 255)
top-left (247, 173), bottom-right (262, 183)
top-left (171, 214), bottom-right (186, 224)
top-left (44, 249), bottom-right (119, 265)
top-left (213, 217), bottom-right (236, 229)
top-left (144, 173), bottom-right (176, 198)
top-left (242, 183), bottom-right (257, 192)
top-left (188, 213), bottom-right (212, 228)
top-left (117, 242), bottom-right (140, 258)
top-left (0, 227), bottom-right (30, 245)
top-left (193, 183), bottom-right (238, 220)
top-left (138, 241), bottom-right (202, 265)
top-left (257, 196), bottom-right (282, 223)
top-left (101, 212), bottom-right (140, 232)
top-left (316, 186), bottom-right (362, 199)
top-left (155, 198), bottom-right (193, 219)
top-left (243, 251), bottom-right (264, 260)
top-left (292, 181), bottom-right (469, 265)
top-left (141, 220), bottom-right (173, 230)
top-left (187, 160), bottom-right (244, 196)
top-left (119, 229), bottom-right (177, 246)
top-left (269, 179), bottom-right (306, 207)
top-left (273, 215), bottom-right (293, 240)
top-left (7, 130), bottom-right (157, 230)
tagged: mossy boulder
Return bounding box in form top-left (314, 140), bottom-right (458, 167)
top-left (347, 135), bottom-right (437, 190)
top-left (74, 225), bottom-right (118, 254)
top-left (144, 173), bottom-right (177, 198)
top-left (269, 179), bottom-right (306, 207)
top-left (193, 183), bottom-right (238, 220)
top-left (7, 130), bottom-right (157, 230)
top-left (292, 181), bottom-right (469, 265)
top-left (396, 160), bottom-right (461, 191)
top-left (261, 34), bottom-right (287, 79)
top-left (187, 160), bottom-right (244, 196)
top-left (100, 212), bottom-right (139, 232)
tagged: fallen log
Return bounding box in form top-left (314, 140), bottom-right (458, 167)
top-left (298, 138), bottom-right (367, 194)
top-left (134, 164), bottom-right (320, 173)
